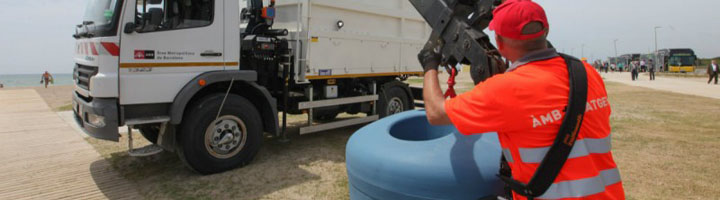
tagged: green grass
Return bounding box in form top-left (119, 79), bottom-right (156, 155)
top-left (86, 114), bottom-right (354, 200)
top-left (606, 82), bottom-right (720, 199)
top-left (405, 78), bottom-right (424, 85)
top-left (55, 104), bottom-right (73, 112)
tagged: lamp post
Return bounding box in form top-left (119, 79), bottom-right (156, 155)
top-left (581, 44), bottom-right (585, 58)
top-left (654, 26), bottom-right (661, 70)
top-left (613, 39), bottom-right (619, 66)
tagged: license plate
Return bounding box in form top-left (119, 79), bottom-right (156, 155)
top-left (74, 101), bottom-right (83, 121)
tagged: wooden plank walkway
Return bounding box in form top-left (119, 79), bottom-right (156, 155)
top-left (0, 89), bottom-right (141, 199)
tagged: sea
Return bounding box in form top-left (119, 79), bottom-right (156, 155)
top-left (0, 74), bottom-right (74, 88)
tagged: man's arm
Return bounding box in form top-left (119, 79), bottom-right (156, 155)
top-left (423, 69), bottom-right (452, 125)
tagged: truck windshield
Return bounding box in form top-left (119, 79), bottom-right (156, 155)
top-left (669, 56), bottom-right (696, 66)
top-left (83, 0), bottom-right (120, 26)
top-left (79, 0), bottom-right (122, 37)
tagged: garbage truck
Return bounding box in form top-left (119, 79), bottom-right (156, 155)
top-left (72, 0), bottom-right (429, 174)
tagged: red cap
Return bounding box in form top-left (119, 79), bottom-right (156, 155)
top-left (489, 0), bottom-right (549, 40)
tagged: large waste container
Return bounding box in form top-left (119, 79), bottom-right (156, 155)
top-left (346, 110), bottom-right (505, 200)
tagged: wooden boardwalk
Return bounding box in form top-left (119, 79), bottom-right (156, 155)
top-left (0, 89), bottom-right (141, 199)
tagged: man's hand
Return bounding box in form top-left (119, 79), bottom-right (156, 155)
top-left (418, 39), bottom-right (444, 72)
top-left (418, 48), bottom-right (441, 72)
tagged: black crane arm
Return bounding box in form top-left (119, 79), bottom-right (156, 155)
top-left (410, 0), bottom-right (507, 84)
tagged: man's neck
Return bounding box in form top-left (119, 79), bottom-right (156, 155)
top-left (510, 47), bottom-right (549, 62)
top-left (506, 48), bottom-right (558, 72)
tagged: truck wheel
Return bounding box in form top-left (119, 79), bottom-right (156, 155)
top-left (177, 93), bottom-right (263, 174)
top-left (378, 86), bottom-right (411, 118)
top-left (139, 125), bottom-right (160, 144)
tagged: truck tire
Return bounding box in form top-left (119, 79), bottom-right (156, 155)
top-left (177, 93), bottom-right (263, 174)
top-left (139, 125), bottom-right (160, 144)
top-left (378, 86), bottom-right (411, 118)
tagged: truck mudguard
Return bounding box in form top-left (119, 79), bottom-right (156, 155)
top-left (170, 70), bottom-right (280, 135)
top-left (381, 81), bottom-right (415, 110)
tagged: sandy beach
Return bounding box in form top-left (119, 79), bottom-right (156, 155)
top-left (2, 85), bottom-right (73, 111)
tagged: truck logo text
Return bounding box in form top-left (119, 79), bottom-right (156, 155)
top-left (134, 50), bottom-right (155, 59)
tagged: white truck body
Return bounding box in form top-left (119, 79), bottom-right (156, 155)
top-left (268, 0), bottom-right (429, 82)
top-left (111, 0), bottom-right (429, 105)
top-left (72, 0), bottom-right (428, 173)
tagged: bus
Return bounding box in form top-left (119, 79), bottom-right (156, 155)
top-left (657, 49), bottom-right (697, 73)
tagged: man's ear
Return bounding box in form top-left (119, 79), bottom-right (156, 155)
top-left (495, 35), bottom-right (504, 51)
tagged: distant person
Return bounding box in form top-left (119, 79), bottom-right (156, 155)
top-left (640, 59), bottom-right (647, 72)
top-left (635, 61), bottom-right (641, 79)
top-left (604, 61), bottom-right (610, 73)
top-left (709, 60), bottom-right (719, 85)
top-left (40, 71), bottom-right (54, 88)
top-left (649, 59), bottom-right (656, 81)
top-left (629, 62), bottom-right (634, 80)
top-left (631, 61), bottom-right (639, 81)
top-left (594, 61), bottom-right (601, 70)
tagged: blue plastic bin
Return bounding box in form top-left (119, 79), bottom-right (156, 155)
top-left (346, 110), bottom-right (505, 200)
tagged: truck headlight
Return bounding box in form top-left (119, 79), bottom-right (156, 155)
top-left (87, 114), bottom-right (106, 127)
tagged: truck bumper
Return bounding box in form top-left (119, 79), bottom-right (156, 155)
top-left (72, 92), bottom-right (120, 142)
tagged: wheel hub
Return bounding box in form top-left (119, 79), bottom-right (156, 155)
top-left (387, 97), bottom-right (404, 115)
top-left (205, 115), bottom-right (247, 159)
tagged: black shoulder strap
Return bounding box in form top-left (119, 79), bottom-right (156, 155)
top-left (498, 53), bottom-right (589, 199)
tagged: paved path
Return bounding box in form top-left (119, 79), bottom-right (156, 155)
top-left (602, 72), bottom-right (720, 100)
top-left (0, 89), bottom-right (141, 199)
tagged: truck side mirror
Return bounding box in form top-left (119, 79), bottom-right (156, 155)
top-left (241, 8), bottom-right (250, 21)
top-left (124, 22), bottom-right (137, 34)
top-left (148, 8), bottom-right (164, 27)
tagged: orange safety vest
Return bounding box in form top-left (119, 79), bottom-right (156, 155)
top-left (445, 56), bottom-right (625, 199)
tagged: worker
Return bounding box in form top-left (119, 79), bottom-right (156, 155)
top-left (649, 59), bottom-right (656, 81)
top-left (418, 0), bottom-right (625, 199)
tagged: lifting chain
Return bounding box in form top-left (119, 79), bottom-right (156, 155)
top-left (444, 66), bottom-right (458, 98)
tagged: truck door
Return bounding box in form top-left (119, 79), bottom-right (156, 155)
top-left (118, 0), bottom-right (225, 105)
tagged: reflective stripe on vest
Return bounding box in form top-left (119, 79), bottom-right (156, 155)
top-left (518, 135), bottom-right (612, 163)
top-left (538, 168), bottom-right (622, 199)
top-left (502, 148), bottom-right (514, 163)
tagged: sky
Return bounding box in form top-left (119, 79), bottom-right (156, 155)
top-left (0, 0), bottom-right (719, 74)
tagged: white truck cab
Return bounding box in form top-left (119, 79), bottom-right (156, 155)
top-left (73, 0), bottom-right (428, 174)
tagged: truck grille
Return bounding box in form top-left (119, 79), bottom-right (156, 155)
top-left (74, 64), bottom-right (98, 90)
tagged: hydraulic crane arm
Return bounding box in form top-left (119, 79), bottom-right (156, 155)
top-left (410, 0), bottom-right (507, 84)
